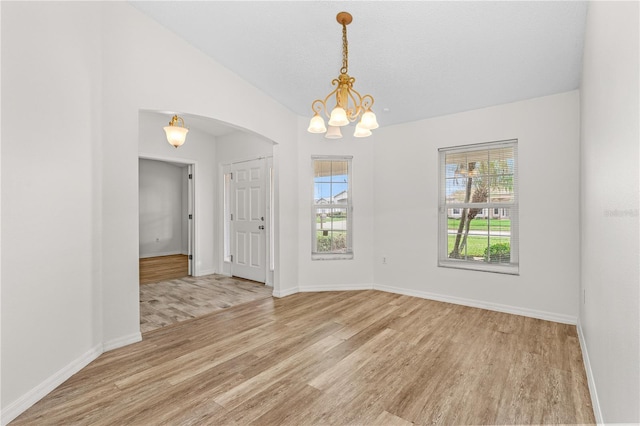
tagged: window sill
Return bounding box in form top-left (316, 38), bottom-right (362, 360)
top-left (438, 259), bottom-right (519, 275)
top-left (312, 253), bottom-right (354, 261)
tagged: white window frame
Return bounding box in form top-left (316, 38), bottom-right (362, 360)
top-left (311, 156), bottom-right (353, 260)
top-left (438, 140), bottom-right (519, 275)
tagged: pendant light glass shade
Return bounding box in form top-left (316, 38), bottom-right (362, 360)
top-left (360, 110), bottom-right (379, 129)
top-left (328, 106), bottom-right (349, 127)
top-left (164, 115), bottom-right (189, 148)
top-left (325, 126), bottom-right (343, 139)
top-left (308, 114), bottom-right (327, 133)
top-left (353, 122), bottom-right (372, 138)
top-left (164, 126), bottom-right (188, 148)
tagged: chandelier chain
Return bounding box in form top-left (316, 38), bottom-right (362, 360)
top-left (341, 22), bottom-right (349, 75)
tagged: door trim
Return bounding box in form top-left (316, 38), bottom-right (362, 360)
top-left (139, 153), bottom-right (198, 276)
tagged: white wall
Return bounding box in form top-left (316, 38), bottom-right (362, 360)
top-left (1, 2), bottom-right (3, 412)
top-left (373, 91), bottom-right (581, 323)
top-left (139, 112), bottom-right (218, 275)
top-left (216, 131), bottom-right (274, 164)
top-left (1, 1), bottom-right (103, 418)
top-left (272, 141), bottom-right (299, 297)
top-left (1, 2), bottom-right (298, 422)
top-left (579, 2), bottom-right (639, 423)
top-left (295, 120), bottom-right (376, 291)
top-left (100, 1), bottom-right (297, 348)
top-left (139, 159), bottom-right (186, 258)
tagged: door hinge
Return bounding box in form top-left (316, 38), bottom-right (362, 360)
top-left (189, 214), bottom-right (193, 220)
top-left (230, 213), bottom-right (233, 221)
top-left (188, 173), bottom-right (193, 179)
top-left (188, 254), bottom-right (193, 260)
top-left (230, 254), bottom-right (233, 262)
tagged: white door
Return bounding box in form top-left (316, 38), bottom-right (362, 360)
top-left (230, 158), bottom-right (266, 282)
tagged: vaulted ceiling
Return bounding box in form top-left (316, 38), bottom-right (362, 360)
top-left (131, 1), bottom-right (588, 128)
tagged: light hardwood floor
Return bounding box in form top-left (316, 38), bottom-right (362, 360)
top-left (139, 255), bottom-right (189, 285)
top-left (12, 291), bottom-right (595, 425)
top-left (140, 274), bottom-right (273, 333)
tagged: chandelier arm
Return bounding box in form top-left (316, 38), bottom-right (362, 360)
top-left (311, 99), bottom-right (325, 115)
top-left (323, 86), bottom-right (341, 116)
top-left (310, 84), bottom-right (342, 119)
top-left (361, 94), bottom-right (375, 111)
top-left (345, 88), bottom-right (362, 122)
top-left (169, 115), bottom-right (186, 128)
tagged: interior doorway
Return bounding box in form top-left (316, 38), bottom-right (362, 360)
top-left (138, 158), bottom-right (195, 283)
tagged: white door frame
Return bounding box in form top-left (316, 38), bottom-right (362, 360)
top-left (186, 163), bottom-right (195, 275)
top-left (139, 153), bottom-right (197, 276)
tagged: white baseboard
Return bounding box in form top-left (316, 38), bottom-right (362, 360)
top-left (273, 283), bottom-right (576, 326)
top-left (266, 282), bottom-right (374, 298)
top-left (139, 251), bottom-right (183, 259)
top-left (2, 331), bottom-right (142, 425)
top-left (577, 319), bottom-right (603, 424)
top-left (298, 283), bottom-right (375, 293)
top-left (103, 332), bottom-right (142, 352)
top-left (373, 283), bottom-right (578, 325)
top-left (195, 268), bottom-right (217, 277)
top-left (1, 344), bottom-right (102, 426)
top-left (272, 286), bottom-right (299, 298)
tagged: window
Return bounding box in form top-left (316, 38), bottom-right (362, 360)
top-left (439, 140), bottom-right (518, 274)
top-left (312, 156), bottom-right (353, 260)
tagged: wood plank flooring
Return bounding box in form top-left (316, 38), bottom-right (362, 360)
top-left (139, 255), bottom-right (189, 284)
top-left (12, 291), bottom-right (595, 425)
top-left (140, 274), bottom-right (273, 333)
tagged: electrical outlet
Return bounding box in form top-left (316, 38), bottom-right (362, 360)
top-left (382, 255), bottom-right (387, 264)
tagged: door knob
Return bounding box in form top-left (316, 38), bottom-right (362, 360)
top-left (258, 225), bottom-right (265, 230)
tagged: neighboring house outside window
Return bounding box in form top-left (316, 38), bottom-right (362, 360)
top-left (439, 140), bottom-right (519, 274)
top-left (312, 156), bottom-right (353, 260)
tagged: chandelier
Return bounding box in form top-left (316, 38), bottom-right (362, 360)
top-left (307, 12), bottom-right (379, 139)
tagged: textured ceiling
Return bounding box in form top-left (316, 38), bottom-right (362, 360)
top-left (131, 1), bottom-right (587, 128)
